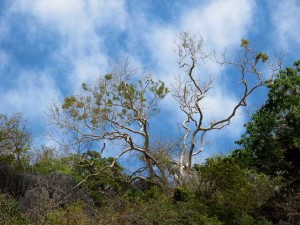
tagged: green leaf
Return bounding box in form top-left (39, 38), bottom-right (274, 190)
top-left (104, 74), bottom-right (113, 80)
top-left (241, 39), bottom-right (249, 47)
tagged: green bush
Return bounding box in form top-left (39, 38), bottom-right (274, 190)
top-left (195, 156), bottom-right (275, 225)
top-left (0, 193), bottom-right (29, 225)
top-left (43, 201), bottom-right (95, 225)
top-left (240, 215), bottom-right (272, 225)
top-left (72, 151), bottom-right (127, 206)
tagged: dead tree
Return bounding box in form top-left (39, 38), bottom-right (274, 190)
top-left (172, 32), bottom-right (282, 185)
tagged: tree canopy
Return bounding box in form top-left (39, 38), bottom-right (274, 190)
top-left (234, 60), bottom-right (300, 183)
top-left (0, 113), bottom-right (31, 171)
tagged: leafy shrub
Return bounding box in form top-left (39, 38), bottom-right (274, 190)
top-left (43, 201), bottom-right (95, 225)
top-left (195, 156), bottom-right (275, 225)
top-left (0, 193), bottom-right (29, 225)
top-left (72, 151), bottom-right (127, 206)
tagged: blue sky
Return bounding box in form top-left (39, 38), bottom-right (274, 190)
top-left (0, 0), bottom-right (299, 161)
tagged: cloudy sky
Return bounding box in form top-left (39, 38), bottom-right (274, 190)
top-left (0, 0), bottom-right (299, 160)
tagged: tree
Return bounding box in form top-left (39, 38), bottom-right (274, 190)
top-left (195, 156), bottom-right (276, 225)
top-left (234, 60), bottom-right (300, 182)
top-left (171, 32), bottom-right (281, 185)
top-left (50, 59), bottom-right (169, 185)
top-left (50, 34), bottom-right (282, 187)
top-left (233, 61), bottom-right (300, 224)
top-left (0, 113), bottom-right (31, 170)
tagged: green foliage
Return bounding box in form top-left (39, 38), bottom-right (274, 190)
top-left (73, 151), bottom-right (127, 205)
top-left (0, 145), bottom-right (281, 224)
top-left (0, 113), bottom-right (31, 171)
top-left (0, 193), bottom-right (30, 225)
top-left (241, 38), bottom-right (250, 47)
top-left (62, 96), bottom-right (77, 109)
top-left (232, 61), bottom-right (300, 223)
top-left (0, 154), bottom-right (15, 165)
top-left (240, 39), bottom-right (268, 63)
top-left (255, 52), bottom-right (269, 63)
top-left (31, 156), bottom-right (75, 175)
top-left (60, 73), bottom-right (169, 127)
top-left (104, 73), bottom-right (113, 80)
top-left (240, 215), bottom-right (272, 225)
top-left (43, 201), bottom-right (94, 225)
top-left (30, 146), bottom-right (76, 175)
top-left (234, 60), bottom-right (300, 182)
top-left (2, 48), bottom-right (298, 224)
top-left (173, 186), bottom-right (193, 202)
top-left (54, 67), bottom-right (170, 182)
top-left (196, 156), bottom-right (275, 225)
top-left (105, 186), bottom-right (223, 225)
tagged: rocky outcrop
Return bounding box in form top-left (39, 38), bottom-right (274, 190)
top-left (0, 162), bottom-right (89, 222)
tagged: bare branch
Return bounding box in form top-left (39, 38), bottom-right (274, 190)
top-left (172, 33), bottom-right (282, 185)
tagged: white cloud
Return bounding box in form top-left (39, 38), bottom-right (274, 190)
top-left (0, 71), bottom-right (61, 120)
top-left (11, 0), bottom-right (127, 88)
top-left (13, 0), bottom-right (127, 31)
top-left (145, 0), bottom-right (254, 72)
top-left (1, 0), bottom-right (129, 148)
top-left (200, 86), bottom-right (238, 121)
top-left (180, 0), bottom-right (255, 51)
top-left (271, 0), bottom-right (300, 53)
top-left (132, 0), bottom-right (255, 83)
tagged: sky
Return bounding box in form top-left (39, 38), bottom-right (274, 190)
top-left (0, 0), bottom-right (299, 161)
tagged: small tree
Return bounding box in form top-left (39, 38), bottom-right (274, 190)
top-left (50, 59), bottom-right (169, 185)
top-left (0, 113), bottom-right (31, 171)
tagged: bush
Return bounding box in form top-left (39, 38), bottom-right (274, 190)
top-left (43, 201), bottom-right (96, 225)
top-left (195, 156), bottom-right (275, 225)
top-left (72, 151), bottom-right (127, 206)
top-left (0, 193), bottom-right (29, 225)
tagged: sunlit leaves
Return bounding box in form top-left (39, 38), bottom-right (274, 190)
top-left (57, 66), bottom-right (169, 136)
top-left (62, 96), bottom-right (77, 109)
top-left (241, 38), bottom-right (249, 48)
top-left (82, 82), bottom-right (88, 91)
top-left (104, 74), bottom-right (113, 80)
top-left (255, 52), bottom-right (269, 63)
top-left (76, 102), bottom-right (84, 108)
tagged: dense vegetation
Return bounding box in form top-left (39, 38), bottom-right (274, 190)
top-left (0, 38), bottom-right (299, 224)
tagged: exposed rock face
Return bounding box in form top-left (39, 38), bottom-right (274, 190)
top-left (0, 163), bottom-right (38, 196)
top-left (20, 172), bottom-right (85, 221)
top-left (0, 162), bottom-right (88, 221)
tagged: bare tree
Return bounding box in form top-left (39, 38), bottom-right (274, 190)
top-left (172, 32), bottom-right (282, 185)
